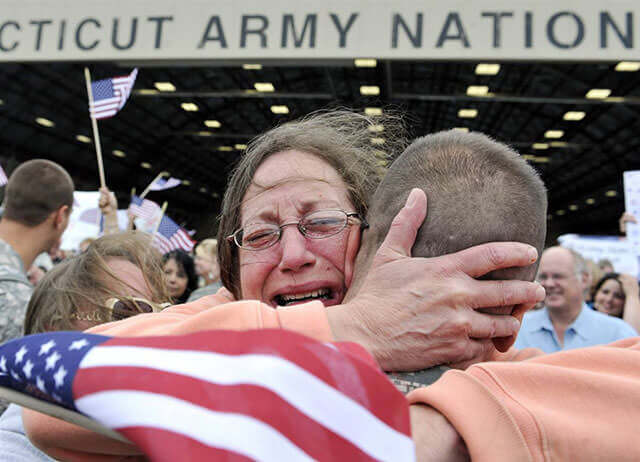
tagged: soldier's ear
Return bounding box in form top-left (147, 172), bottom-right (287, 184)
top-left (53, 205), bottom-right (70, 230)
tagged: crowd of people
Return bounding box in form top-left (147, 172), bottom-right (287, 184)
top-left (0, 109), bottom-right (639, 461)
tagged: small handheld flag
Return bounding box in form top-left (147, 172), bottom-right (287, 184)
top-left (88, 68), bottom-right (138, 120)
top-left (0, 164), bottom-right (8, 186)
top-left (149, 177), bottom-right (182, 192)
top-left (153, 213), bottom-right (196, 253)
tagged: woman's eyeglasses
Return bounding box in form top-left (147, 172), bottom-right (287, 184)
top-left (70, 297), bottom-right (170, 323)
top-left (227, 209), bottom-right (369, 251)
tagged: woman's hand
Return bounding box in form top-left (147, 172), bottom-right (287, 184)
top-left (328, 189), bottom-right (545, 371)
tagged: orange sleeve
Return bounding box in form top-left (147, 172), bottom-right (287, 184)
top-left (408, 337), bottom-right (640, 461)
top-left (23, 289), bottom-right (334, 460)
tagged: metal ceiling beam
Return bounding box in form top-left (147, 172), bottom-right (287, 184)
top-left (134, 91), bottom-right (334, 99)
top-left (393, 94), bottom-right (640, 105)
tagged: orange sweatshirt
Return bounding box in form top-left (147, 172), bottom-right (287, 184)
top-left (23, 289), bottom-right (640, 461)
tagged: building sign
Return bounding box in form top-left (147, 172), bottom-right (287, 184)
top-left (1, 1), bottom-right (638, 62)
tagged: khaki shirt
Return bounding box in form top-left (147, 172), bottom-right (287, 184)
top-left (0, 239), bottom-right (32, 345)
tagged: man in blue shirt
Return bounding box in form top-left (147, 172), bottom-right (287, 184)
top-left (515, 246), bottom-right (637, 353)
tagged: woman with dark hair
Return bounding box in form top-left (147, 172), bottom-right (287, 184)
top-left (162, 250), bottom-right (198, 304)
top-left (593, 272), bottom-right (640, 332)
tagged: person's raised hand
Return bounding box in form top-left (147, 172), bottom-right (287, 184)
top-left (619, 212), bottom-right (637, 235)
top-left (98, 187), bottom-right (118, 216)
top-left (329, 188), bottom-right (545, 371)
top-left (619, 273), bottom-right (640, 299)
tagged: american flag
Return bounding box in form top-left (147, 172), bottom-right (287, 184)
top-left (129, 195), bottom-right (161, 221)
top-left (0, 164), bottom-right (7, 186)
top-left (0, 330), bottom-right (413, 461)
top-left (149, 177), bottom-right (182, 192)
top-left (153, 214), bottom-right (196, 253)
top-left (89, 68), bottom-right (138, 120)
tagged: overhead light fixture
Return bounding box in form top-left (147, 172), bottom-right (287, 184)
top-left (360, 85), bottom-right (380, 96)
top-left (234, 144), bottom-right (247, 150)
top-left (154, 82), bottom-right (176, 92)
top-left (569, 204), bottom-right (578, 211)
top-left (544, 130), bottom-right (564, 139)
top-left (243, 64), bottom-right (262, 70)
top-left (218, 146), bottom-right (233, 152)
top-left (615, 61), bottom-right (640, 72)
top-left (364, 107), bottom-right (382, 116)
top-left (466, 85), bottom-right (489, 96)
top-left (254, 82), bottom-right (275, 92)
top-left (556, 210), bottom-right (566, 216)
top-left (204, 120), bottom-right (221, 128)
top-left (199, 187), bottom-right (208, 193)
top-left (112, 150), bottom-right (126, 158)
top-left (140, 162), bottom-right (152, 169)
top-left (0, 99), bottom-right (4, 105)
top-left (453, 127), bottom-right (469, 132)
top-left (458, 109), bottom-right (478, 118)
top-left (75, 135), bottom-right (91, 143)
top-left (212, 192), bottom-right (220, 199)
top-left (550, 141), bottom-right (568, 148)
top-left (586, 198), bottom-right (595, 204)
top-left (368, 124), bottom-right (384, 133)
top-left (182, 180), bottom-right (191, 186)
top-left (137, 89), bottom-right (158, 95)
top-left (532, 143), bottom-right (549, 150)
top-left (270, 105), bottom-right (289, 114)
top-left (370, 137), bottom-right (385, 145)
top-left (198, 131), bottom-right (212, 137)
top-left (181, 102), bottom-right (198, 111)
top-left (535, 156), bottom-right (551, 163)
top-left (475, 63), bottom-right (500, 75)
top-left (35, 117), bottom-right (54, 127)
top-left (355, 58), bottom-right (377, 68)
top-left (605, 190), bottom-right (617, 197)
top-left (563, 111), bottom-right (586, 121)
top-left (586, 88), bottom-right (611, 99)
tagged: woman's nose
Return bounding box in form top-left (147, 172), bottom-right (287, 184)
top-left (278, 227), bottom-right (316, 272)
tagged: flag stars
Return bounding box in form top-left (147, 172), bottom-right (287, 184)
top-left (39, 340), bottom-right (56, 356)
top-left (69, 339), bottom-right (89, 351)
top-left (0, 355), bottom-right (6, 372)
top-left (15, 346), bottom-right (28, 364)
top-left (36, 376), bottom-right (46, 394)
top-left (45, 351), bottom-right (61, 371)
top-left (53, 365), bottom-right (67, 388)
top-left (10, 370), bottom-right (20, 381)
top-left (22, 359), bottom-right (34, 379)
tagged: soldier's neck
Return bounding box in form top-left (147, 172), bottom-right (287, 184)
top-left (0, 220), bottom-right (48, 270)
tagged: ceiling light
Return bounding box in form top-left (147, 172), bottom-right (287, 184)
top-left (615, 61), bottom-right (640, 72)
top-left (364, 107), bottom-right (382, 116)
top-left (218, 146), bottom-right (233, 152)
top-left (586, 88), bottom-right (611, 99)
top-left (212, 192), bottom-right (220, 198)
top-left (569, 205), bottom-right (578, 211)
top-left (243, 64), bottom-right (262, 70)
top-left (563, 111), bottom-right (586, 121)
top-left (534, 156), bottom-right (550, 163)
top-left (137, 89), bottom-right (158, 95)
top-left (254, 82), bottom-right (275, 92)
top-left (556, 210), bottom-right (566, 216)
top-left (550, 141), bottom-right (568, 148)
top-left (586, 198), bottom-right (595, 204)
top-left (475, 63), bottom-right (500, 75)
top-left (140, 162), bottom-right (152, 169)
top-left (198, 131), bottom-right (212, 136)
top-left (75, 135), bottom-right (91, 143)
top-left (234, 144), bottom-right (247, 150)
top-left (532, 143), bottom-right (549, 150)
top-left (458, 109), bottom-right (478, 118)
top-left (453, 127), bottom-right (469, 132)
top-left (370, 137), bottom-right (385, 145)
top-left (466, 85), bottom-right (489, 96)
top-left (355, 58), bottom-right (377, 68)
top-left (181, 102), bottom-right (198, 111)
top-left (204, 120), bottom-right (221, 128)
top-left (0, 99), bottom-right (4, 105)
top-left (368, 124), bottom-right (384, 133)
top-left (154, 82), bottom-right (176, 92)
top-left (360, 85), bottom-right (380, 96)
top-left (544, 130), bottom-right (564, 139)
top-left (199, 187), bottom-right (208, 193)
top-left (605, 190), bottom-right (617, 197)
top-left (112, 150), bottom-right (126, 158)
top-left (182, 180), bottom-right (191, 186)
top-left (35, 117), bottom-right (54, 127)
top-left (270, 105), bottom-right (289, 114)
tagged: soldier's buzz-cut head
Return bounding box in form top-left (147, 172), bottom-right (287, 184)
top-left (354, 129), bottom-right (547, 284)
top-left (3, 159), bottom-right (74, 226)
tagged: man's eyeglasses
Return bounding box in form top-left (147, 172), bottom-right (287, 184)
top-left (70, 297), bottom-right (170, 323)
top-left (227, 209), bottom-right (369, 251)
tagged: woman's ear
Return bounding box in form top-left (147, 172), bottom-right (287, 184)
top-left (344, 225), bottom-right (362, 289)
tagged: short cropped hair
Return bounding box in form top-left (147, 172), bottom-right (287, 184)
top-left (24, 232), bottom-right (169, 334)
top-left (357, 130), bottom-right (547, 282)
top-left (217, 109), bottom-right (406, 297)
top-left (3, 159), bottom-right (74, 226)
top-left (195, 239), bottom-right (218, 260)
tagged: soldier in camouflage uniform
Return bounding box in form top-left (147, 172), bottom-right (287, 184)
top-left (0, 159), bottom-right (74, 345)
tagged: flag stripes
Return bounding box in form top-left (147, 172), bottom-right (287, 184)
top-left (89, 69), bottom-right (138, 120)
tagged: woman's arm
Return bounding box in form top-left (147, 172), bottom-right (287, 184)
top-left (619, 273), bottom-right (640, 332)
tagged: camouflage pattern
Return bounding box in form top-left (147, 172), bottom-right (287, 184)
top-left (0, 239), bottom-right (33, 345)
top-left (387, 365), bottom-right (451, 394)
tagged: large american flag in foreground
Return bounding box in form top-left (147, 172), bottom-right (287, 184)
top-left (0, 330), bottom-right (413, 461)
top-left (153, 214), bottom-right (196, 253)
top-left (89, 68), bottom-right (138, 119)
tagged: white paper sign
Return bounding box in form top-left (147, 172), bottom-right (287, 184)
top-left (623, 170), bottom-right (640, 255)
top-left (558, 234), bottom-right (639, 279)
